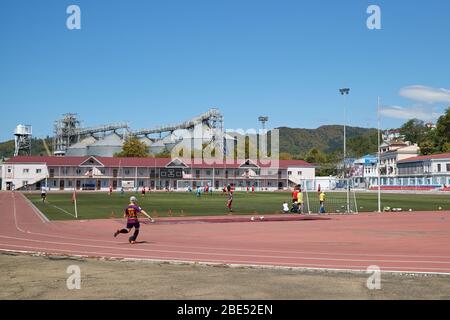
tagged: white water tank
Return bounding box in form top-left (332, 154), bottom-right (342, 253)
top-left (14, 125), bottom-right (32, 136)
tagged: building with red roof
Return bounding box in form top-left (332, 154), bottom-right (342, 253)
top-left (378, 153), bottom-right (450, 190)
top-left (1, 156), bottom-right (315, 191)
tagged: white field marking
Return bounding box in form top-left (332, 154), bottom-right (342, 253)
top-left (1, 247), bottom-right (450, 276)
top-left (19, 193), bottom-right (49, 223)
top-left (50, 204), bottom-right (76, 218)
top-left (0, 234), bottom-right (450, 265)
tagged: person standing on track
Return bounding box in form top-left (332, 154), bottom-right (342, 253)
top-left (114, 196), bottom-right (154, 244)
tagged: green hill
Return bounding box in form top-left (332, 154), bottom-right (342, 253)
top-left (278, 125), bottom-right (378, 158)
top-left (0, 137), bottom-right (52, 159)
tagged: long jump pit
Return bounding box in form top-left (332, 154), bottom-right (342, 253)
top-left (1, 191), bottom-right (450, 275)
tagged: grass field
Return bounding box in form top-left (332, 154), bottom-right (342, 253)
top-left (25, 191), bottom-right (450, 221)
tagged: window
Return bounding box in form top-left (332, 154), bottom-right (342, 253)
top-left (437, 164), bottom-right (442, 172)
top-left (298, 171), bottom-right (302, 175)
top-left (124, 169), bottom-right (131, 175)
top-left (23, 181), bottom-right (28, 186)
top-left (36, 169), bottom-right (42, 174)
top-left (76, 169), bottom-right (82, 175)
top-left (23, 169), bottom-right (29, 174)
top-left (206, 170), bottom-right (211, 176)
top-left (447, 164), bottom-right (450, 172)
top-left (288, 171), bottom-right (292, 175)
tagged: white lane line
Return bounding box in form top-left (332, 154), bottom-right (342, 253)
top-left (0, 234), bottom-right (450, 265)
top-left (5, 223), bottom-right (450, 261)
top-left (12, 193), bottom-right (26, 234)
top-left (1, 246), bottom-right (450, 275)
top-left (19, 193), bottom-right (49, 223)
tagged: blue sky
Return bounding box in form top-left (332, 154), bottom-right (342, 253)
top-left (1, 0), bottom-right (450, 141)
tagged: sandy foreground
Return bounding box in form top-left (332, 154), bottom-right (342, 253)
top-left (1, 252), bottom-right (450, 300)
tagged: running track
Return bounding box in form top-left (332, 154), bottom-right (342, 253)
top-left (1, 191), bottom-right (450, 274)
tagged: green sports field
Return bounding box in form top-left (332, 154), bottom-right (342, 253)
top-left (25, 191), bottom-right (450, 221)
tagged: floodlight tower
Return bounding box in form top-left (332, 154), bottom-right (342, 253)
top-left (339, 88), bottom-right (350, 213)
top-left (258, 116), bottom-right (269, 159)
top-left (258, 116), bottom-right (269, 131)
top-left (339, 88), bottom-right (350, 163)
top-left (14, 125), bottom-right (33, 156)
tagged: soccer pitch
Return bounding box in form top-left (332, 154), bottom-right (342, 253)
top-left (25, 191), bottom-right (450, 221)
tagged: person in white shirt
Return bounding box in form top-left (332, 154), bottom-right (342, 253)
top-left (282, 201), bottom-right (290, 213)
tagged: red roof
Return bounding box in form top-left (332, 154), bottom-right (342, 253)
top-left (5, 156), bottom-right (313, 169)
top-left (4, 156), bottom-right (88, 166)
top-left (398, 153), bottom-right (450, 163)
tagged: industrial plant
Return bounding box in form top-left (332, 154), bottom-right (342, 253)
top-left (48, 108), bottom-right (230, 157)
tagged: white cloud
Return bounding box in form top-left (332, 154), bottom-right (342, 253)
top-left (380, 105), bottom-right (440, 121)
top-left (399, 85), bottom-right (450, 103)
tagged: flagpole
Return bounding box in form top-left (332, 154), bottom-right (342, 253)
top-left (377, 96), bottom-right (381, 213)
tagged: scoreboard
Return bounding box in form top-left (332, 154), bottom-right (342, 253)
top-left (158, 168), bottom-right (183, 179)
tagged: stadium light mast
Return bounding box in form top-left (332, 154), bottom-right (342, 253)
top-left (258, 116), bottom-right (269, 162)
top-left (339, 88), bottom-right (350, 213)
top-left (258, 116), bottom-right (269, 132)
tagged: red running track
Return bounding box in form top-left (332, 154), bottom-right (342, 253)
top-left (1, 191), bottom-right (450, 274)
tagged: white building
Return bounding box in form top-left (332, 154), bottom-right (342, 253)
top-left (396, 153), bottom-right (450, 189)
top-left (1, 156), bottom-right (315, 192)
top-left (1, 161), bottom-right (49, 191)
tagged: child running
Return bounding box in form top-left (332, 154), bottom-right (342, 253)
top-left (114, 196), bottom-right (154, 244)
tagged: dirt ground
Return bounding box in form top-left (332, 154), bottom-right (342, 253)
top-left (1, 252), bottom-right (449, 300)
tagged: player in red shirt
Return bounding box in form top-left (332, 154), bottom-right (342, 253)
top-left (292, 187), bottom-right (299, 203)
